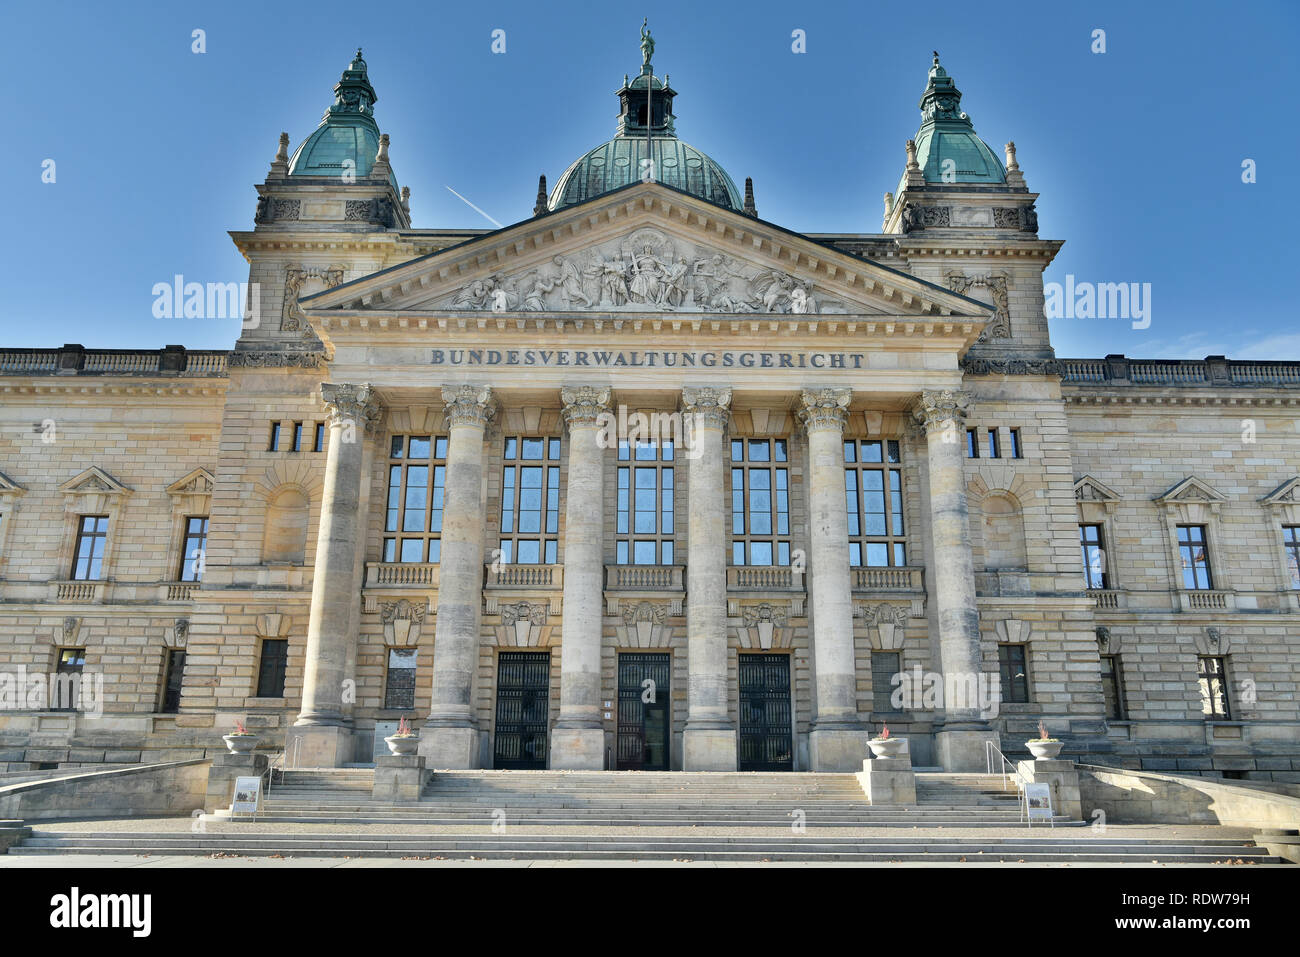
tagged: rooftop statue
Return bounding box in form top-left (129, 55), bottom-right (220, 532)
top-left (640, 19), bottom-right (654, 67)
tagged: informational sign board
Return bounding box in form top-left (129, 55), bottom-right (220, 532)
top-left (1024, 782), bottom-right (1054, 825)
top-left (231, 776), bottom-right (262, 816)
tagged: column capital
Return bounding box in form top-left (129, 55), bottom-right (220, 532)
top-left (912, 389), bottom-right (974, 434)
top-left (441, 384), bottom-right (497, 428)
top-left (798, 388), bottom-right (852, 433)
top-left (320, 382), bottom-right (383, 434)
top-left (680, 385), bottom-right (732, 430)
top-left (560, 385), bottom-right (613, 429)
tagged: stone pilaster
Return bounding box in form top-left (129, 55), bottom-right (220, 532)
top-left (551, 385), bottom-right (613, 769)
top-left (421, 385), bottom-right (496, 769)
top-left (289, 382), bottom-right (381, 768)
top-left (799, 388), bottom-right (867, 770)
top-left (912, 389), bottom-right (998, 770)
top-left (680, 386), bottom-right (737, 770)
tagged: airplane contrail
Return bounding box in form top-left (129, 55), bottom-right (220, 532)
top-left (445, 186), bottom-right (503, 228)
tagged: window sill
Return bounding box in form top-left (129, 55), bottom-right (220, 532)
top-left (244, 697), bottom-right (288, 708)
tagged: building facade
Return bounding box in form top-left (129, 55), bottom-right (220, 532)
top-left (1, 45), bottom-right (1298, 778)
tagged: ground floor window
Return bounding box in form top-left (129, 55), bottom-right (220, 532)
top-left (998, 643), bottom-right (1029, 704)
top-left (1198, 655), bottom-right (1230, 718)
top-left (53, 648), bottom-right (85, 711)
top-left (159, 649), bottom-right (186, 713)
top-left (1100, 654), bottom-right (1126, 720)
top-left (384, 647), bottom-right (418, 710)
top-left (256, 639), bottom-right (288, 698)
top-left (871, 651), bottom-right (902, 714)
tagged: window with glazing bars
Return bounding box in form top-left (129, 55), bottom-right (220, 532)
top-left (499, 437), bottom-right (561, 565)
top-left (1100, 654), bottom-right (1126, 720)
top-left (1080, 523), bottom-right (1108, 589)
top-left (844, 439), bottom-right (906, 567)
top-left (998, 643), bottom-right (1029, 704)
top-left (730, 438), bottom-right (790, 566)
top-left (1283, 526), bottom-right (1300, 590)
top-left (616, 440), bottom-right (674, 564)
top-left (1198, 655), bottom-right (1230, 718)
top-left (1177, 524), bottom-right (1213, 590)
top-left (178, 516), bottom-right (208, 582)
top-left (384, 647), bottom-right (418, 710)
top-left (383, 435), bottom-right (448, 563)
top-left (71, 515), bottom-right (109, 581)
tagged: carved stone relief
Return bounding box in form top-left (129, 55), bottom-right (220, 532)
top-left (946, 271), bottom-right (1011, 340)
top-left (282, 265), bottom-right (346, 332)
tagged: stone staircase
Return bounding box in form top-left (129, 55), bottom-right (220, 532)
top-left (5, 769), bottom-right (1281, 863)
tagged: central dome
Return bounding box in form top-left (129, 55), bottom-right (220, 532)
top-left (547, 33), bottom-right (742, 213)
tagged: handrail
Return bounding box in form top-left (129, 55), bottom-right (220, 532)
top-left (985, 740), bottom-right (1029, 793)
top-left (264, 751), bottom-right (285, 797)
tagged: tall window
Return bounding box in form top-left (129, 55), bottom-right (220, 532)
top-left (384, 647), bottom-right (418, 710)
top-left (159, 649), bottom-right (186, 713)
top-left (499, 436), bottom-right (561, 564)
top-left (965, 429), bottom-right (979, 458)
top-left (313, 422), bottom-right (325, 453)
top-left (1008, 428), bottom-right (1023, 459)
top-left (268, 422), bottom-right (281, 451)
top-left (998, 644), bottom-right (1029, 704)
top-left (1284, 526), bottom-right (1300, 590)
top-left (616, 440), bottom-right (674, 564)
top-left (1198, 655), bottom-right (1230, 718)
top-left (256, 639), bottom-right (288, 698)
top-left (53, 648), bottom-right (85, 711)
top-left (845, 439), bottom-right (906, 567)
top-left (71, 515), bottom-right (109, 580)
top-left (986, 428), bottom-right (1000, 459)
top-left (384, 435), bottom-right (448, 563)
top-left (730, 438), bottom-right (790, 566)
top-left (1177, 524), bottom-right (1213, 589)
top-left (1100, 654), bottom-right (1126, 720)
top-left (178, 516), bottom-right (208, 582)
top-left (1080, 523), bottom-right (1108, 589)
top-left (871, 651), bottom-right (901, 714)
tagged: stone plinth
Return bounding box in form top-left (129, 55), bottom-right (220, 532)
top-left (418, 725), bottom-right (480, 770)
top-left (286, 725), bottom-right (353, 770)
top-left (936, 728), bottom-right (1000, 772)
top-left (373, 753), bottom-right (429, 803)
top-left (1017, 757), bottom-right (1082, 820)
top-left (810, 727), bottom-right (869, 772)
top-left (683, 728), bottom-right (737, 771)
top-left (550, 727), bottom-right (605, 770)
top-left (205, 751), bottom-right (268, 812)
top-left (856, 745), bottom-right (916, 804)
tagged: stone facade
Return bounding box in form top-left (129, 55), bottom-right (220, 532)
top-left (0, 51), bottom-right (1297, 781)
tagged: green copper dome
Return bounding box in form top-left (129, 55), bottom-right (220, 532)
top-left (548, 29), bottom-right (742, 212)
top-left (288, 49), bottom-right (398, 189)
top-left (902, 53), bottom-right (1006, 188)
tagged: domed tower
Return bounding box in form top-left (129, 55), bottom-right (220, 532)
top-left (547, 26), bottom-right (744, 212)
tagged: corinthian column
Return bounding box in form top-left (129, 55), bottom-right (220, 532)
top-left (420, 385), bottom-right (496, 769)
top-left (799, 388), bottom-right (867, 770)
top-left (912, 389), bottom-right (998, 771)
top-left (290, 382), bottom-right (381, 768)
top-left (551, 385), bottom-right (612, 769)
top-left (680, 386), bottom-right (737, 770)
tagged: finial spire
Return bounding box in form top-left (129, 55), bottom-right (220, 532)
top-left (743, 177), bottom-right (757, 217)
top-left (327, 47), bottom-right (378, 120)
top-left (534, 174), bottom-right (549, 216)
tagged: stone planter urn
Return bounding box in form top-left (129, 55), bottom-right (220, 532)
top-left (222, 733), bottom-right (260, 755)
top-left (384, 734), bottom-right (419, 756)
top-left (867, 737), bottom-right (906, 759)
top-left (1026, 739), bottom-right (1063, 760)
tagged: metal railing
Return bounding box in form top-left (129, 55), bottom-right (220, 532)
top-left (985, 740), bottom-right (1029, 794)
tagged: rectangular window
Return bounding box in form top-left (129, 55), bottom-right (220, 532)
top-left (499, 436), bottom-right (561, 565)
top-left (616, 439), bottom-right (675, 565)
top-left (383, 647), bottom-right (418, 710)
top-left (1009, 428), bottom-right (1023, 459)
top-left (268, 422), bottom-right (281, 451)
top-left (965, 429), bottom-right (979, 459)
top-left (383, 434), bottom-right (449, 563)
top-left (71, 515), bottom-right (109, 581)
top-left (291, 421), bottom-right (304, 452)
top-left (1079, 523), bottom-right (1108, 589)
top-left (1198, 655), bottom-right (1230, 719)
top-left (256, 639), bottom-right (289, 698)
top-left (1100, 654), bottom-right (1126, 720)
top-left (313, 422), bottom-right (325, 453)
top-left (844, 439), bottom-right (907, 567)
top-left (178, 516), bottom-right (208, 582)
top-left (871, 651), bottom-right (901, 714)
top-left (160, 649), bottom-right (186, 713)
top-left (53, 648), bottom-right (86, 711)
top-left (730, 438), bottom-right (790, 566)
top-left (1284, 526), bottom-right (1300, 590)
top-left (987, 428), bottom-right (1000, 459)
top-left (998, 644), bottom-right (1029, 704)
top-left (1177, 524), bottom-right (1213, 590)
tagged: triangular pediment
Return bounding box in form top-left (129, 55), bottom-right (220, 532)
top-left (1262, 476), bottom-right (1300, 506)
top-left (1074, 475), bottom-right (1121, 502)
top-left (1154, 475), bottom-right (1227, 505)
top-left (59, 466), bottom-right (130, 496)
top-left (0, 469), bottom-right (25, 497)
top-left (301, 181), bottom-right (992, 322)
top-left (166, 467), bottom-right (216, 497)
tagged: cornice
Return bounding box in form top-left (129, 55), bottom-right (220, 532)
top-left (1063, 392), bottom-right (1300, 408)
top-left (0, 382), bottom-right (226, 398)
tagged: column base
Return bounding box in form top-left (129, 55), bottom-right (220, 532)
top-left (809, 726), bottom-right (869, 771)
top-left (856, 747), bottom-right (916, 805)
top-left (550, 727), bottom-right (605, 770)
top-left (373, 754), bottom-right (429, 803)
top-left (682, 727), bottom-right (737, 771)
top-left (418, 725), bottom-right (481, 769)
top-left (936, 728), bottom-right (1000, 771)
top-left (285, 725), bottom-right (353, 769)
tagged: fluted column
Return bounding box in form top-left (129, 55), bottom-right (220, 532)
top-left (551, 385), bottom-right (613, 769)
top-left (800, 388), bottom-right (867, 770)
top-left (289, 382), bottom-right (381, 768)
top-left (681, 386), bottom-right (737, 770)
top-left (421, 385), bottom-right (496, 769)
top-left (912, 389), bottom-right (998, 770)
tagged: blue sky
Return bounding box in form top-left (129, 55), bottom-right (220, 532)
top-left (5, 0), bottom-right (1297, 358)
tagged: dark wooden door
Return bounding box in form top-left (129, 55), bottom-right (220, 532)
top-left (617, 652), bottom-right (670, 770)
top-left (493, 651), bottom-right (551, 769)
top-left (738, 653), bottom-right (793, 771)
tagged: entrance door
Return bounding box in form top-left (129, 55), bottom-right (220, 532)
top-left (738, 653), bottom-right (793, 771)
top-left (617, 652), bottom-right (670, 770)
top-left (493, 651), bottom-right (551, 769)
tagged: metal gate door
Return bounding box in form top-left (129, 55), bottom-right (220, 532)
top-left (493, 651), bottom-right (551, 769)
top-left (616, 652), bottom-right (670, 770)
top-left (738, 653), bottom-right (793, 771)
